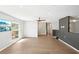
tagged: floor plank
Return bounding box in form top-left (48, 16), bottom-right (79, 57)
top-left (0, 36), bottom-right (78, 54)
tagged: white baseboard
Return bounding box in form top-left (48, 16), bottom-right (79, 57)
top-left (0, 38), bottom-right (20, 52)
top-left (59, 39), bottom-right (79, 52)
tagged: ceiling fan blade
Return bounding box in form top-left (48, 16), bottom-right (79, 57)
top-left (36, 17), bottom-right (46, 21)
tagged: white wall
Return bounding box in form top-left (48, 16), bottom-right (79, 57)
top-left (0, 11), bottom-right (24, 48)
top-left (0, 31), bottom-right (12, 48)
top-left (24, 21), bottom-right (38, 37)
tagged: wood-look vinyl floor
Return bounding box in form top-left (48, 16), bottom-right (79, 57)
top-left (0, 36), bottom-right (78, 54)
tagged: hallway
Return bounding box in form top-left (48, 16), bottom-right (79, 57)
top-left (0, 36), bottom-right (78, 54)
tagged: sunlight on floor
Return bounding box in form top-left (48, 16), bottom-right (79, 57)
top-left (17, 39), bottom-right (28, 43)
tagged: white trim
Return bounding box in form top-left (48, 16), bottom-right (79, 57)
top-left (59, 39), bottom-right (79, 52)
top-left (0, 38), bottom-right (20, 52)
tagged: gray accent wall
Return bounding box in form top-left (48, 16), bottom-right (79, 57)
top-left (58, 16), bottom-right (79, 50)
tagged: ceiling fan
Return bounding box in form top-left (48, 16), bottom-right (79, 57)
top-left (37, 17), bottom-right (46, 22)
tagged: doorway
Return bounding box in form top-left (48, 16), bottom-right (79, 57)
top-left (38, 21), bottom-right (52, 36)
top-left (12, 22), bottom-right (19, 39)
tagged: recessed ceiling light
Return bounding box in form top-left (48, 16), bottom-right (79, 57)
top-left (72, 20), bottom-right (77, 22)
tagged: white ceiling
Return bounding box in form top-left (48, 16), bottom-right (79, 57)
top-left (0, 5), bottom-right (79, 29)
top-left (0, 5), bottom-right (79, 21)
